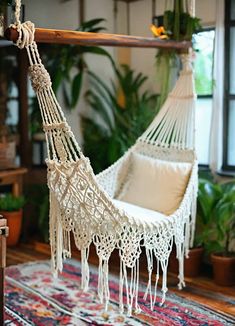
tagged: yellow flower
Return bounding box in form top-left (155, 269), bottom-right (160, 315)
top-left (150, 25), bottom-right (169, 39)
top-left (117, 87), bottom-right (126, 109)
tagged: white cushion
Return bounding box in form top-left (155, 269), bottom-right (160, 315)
top-left (113, 199), bottom-right (167, 224)
top-left (118, 153), bottom-right (192, 216)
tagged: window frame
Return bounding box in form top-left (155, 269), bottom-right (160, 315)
top-left (223, 0), bottom-right (235, 172)
top-left (194, 27), bottom-right (215, 168)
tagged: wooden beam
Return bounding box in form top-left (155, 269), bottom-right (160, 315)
top-left (5, 27), bottom-right (191, 49)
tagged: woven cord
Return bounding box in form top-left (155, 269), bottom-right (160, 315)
top-left (14, 0), bottom-right (21, 25)
top-left (140, 52), bottom-right (196, 151)
top-left (10, 0), bottom-right (35, 49)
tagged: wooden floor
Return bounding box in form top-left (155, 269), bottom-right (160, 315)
top-left (6, 243), bottom-right (235, 319)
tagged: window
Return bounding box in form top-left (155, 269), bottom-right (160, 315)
top-left (224, 0), bottom-right (235, 170)
top-left (194, 29), bottom-right (215, 165)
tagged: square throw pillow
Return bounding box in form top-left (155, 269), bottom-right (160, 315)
top-left (118, 153), bottom-right (192, 215)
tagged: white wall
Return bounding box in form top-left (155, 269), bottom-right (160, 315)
top-left (85, 0), bottom-right (115, 94)
top-left (23, 0), bottom-right (80, 30)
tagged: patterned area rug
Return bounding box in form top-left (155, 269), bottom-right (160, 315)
top-left (4, 259), bottom-right (235, 325)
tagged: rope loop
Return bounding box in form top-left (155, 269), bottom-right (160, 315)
top-left (180, 53), bottom-right (193, 72)
top-left (10, 21), bottom-right (35, 49)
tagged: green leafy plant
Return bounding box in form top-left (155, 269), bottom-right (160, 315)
top-left (155, 50), bottom-right (179, 109)
top-left (153, 1), bottom-right (201, 109)
top-left (0, 194), bottom-right (25, 212)
top-left (163, 0), bottom-right (201, 41)
top-left (38, 193), bottom-right (49, 243)
top-left (24, 184), bottom-right (49, 243)
top-left (82, 64), bottom-right (158, 173)
top-left (195, 178), bottom-right (235, 256)
top-left (214, 182), bottom-right (235, 255)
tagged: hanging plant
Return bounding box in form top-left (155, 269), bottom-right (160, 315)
top-left (151, 0), bottom-right (201, 42)
top-left (150, 1), bottom-right (201, 109)
top-left (155, 50), bottom-right (179, 109)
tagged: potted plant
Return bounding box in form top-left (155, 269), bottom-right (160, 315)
top-left (181, 177), bottom-right (235, 285)
top-left (0, 194), bottom-right (25, 246)
top-left (210, 181), bottom-right (235, 286)
top-left (169, 245), bottom-right (204, 278)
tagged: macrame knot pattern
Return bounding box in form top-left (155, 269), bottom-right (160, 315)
top-left (180, 53), bottom-right (192, 72)
top-left (10, 21), bottom-right (35, 49)
top-left (28, 64), bottom-right (52, 92)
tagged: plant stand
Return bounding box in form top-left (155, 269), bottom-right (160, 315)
top-left (0, 168), bottom-right (27, 196)
top-left (0, 217), bottom-right (8, 326)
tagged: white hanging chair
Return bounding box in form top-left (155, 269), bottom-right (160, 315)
top-left (10, 0), bottom-right (198, 315)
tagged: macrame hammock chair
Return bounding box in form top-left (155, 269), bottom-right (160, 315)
top-left (10, 0), bottom-right (198, 315)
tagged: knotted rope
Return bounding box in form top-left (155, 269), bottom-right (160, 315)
top-left (10, 0), bottom-right (35, 49)
top-left (10, 1), bottom-right (52, 92)
top-left (14, 0), bottom-right (21, 25)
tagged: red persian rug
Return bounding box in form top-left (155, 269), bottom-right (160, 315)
top-left (4, 259), bottom-right (235, 325)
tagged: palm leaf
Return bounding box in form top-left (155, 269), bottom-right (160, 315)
top-left (78, 18), bottom-right (106, 31)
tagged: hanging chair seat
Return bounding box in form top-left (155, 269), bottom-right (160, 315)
top-left (111, 144), bottom-right (194, 225)
top-left (113, 199), bottom-right (168, 224)
top-left (97, 142), bottom-right (195, 219)
top-left (9, 16), bottom-right (198, 314)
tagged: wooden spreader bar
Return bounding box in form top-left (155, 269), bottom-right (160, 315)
top-left (5, 27), bottom-right (191, 49)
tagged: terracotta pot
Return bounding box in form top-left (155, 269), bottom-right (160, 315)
top-left (169, 247), bottom-right (204, 277)
top-left (0, 209), bottom-right (23, 246)
top-left (211, 253), bottom-right (235, 286)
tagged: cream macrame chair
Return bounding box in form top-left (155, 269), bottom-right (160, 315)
top-left (10, 0), bottom-right (198, 315)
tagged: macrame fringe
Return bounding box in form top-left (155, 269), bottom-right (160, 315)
top-left (49, 206), bottom-right (195, 314)
top-left (118, 256), bottom-right (141, 316)
top-left (50, 192), bottom-right (72, 277)
top-left (81, 248), bottom-right (90, 292)
top-left (97, 258), bottom-right (110, 311)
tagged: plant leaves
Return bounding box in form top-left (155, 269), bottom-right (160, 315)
top-left (78, 18), bottom-right (106, 31)
top-left (71, 71), bottom-right (83, 108)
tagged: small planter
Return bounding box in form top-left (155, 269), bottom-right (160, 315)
top-left (211, 253), bottom-right (235, 286)
top-left (0, 209), bottom-right (23, 246)
top-left (169, 247), bottom-right (204, 277)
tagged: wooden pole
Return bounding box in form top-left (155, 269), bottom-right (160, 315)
top-left (0, 218), bottom-right (8, 326)
top-left (79, 0), bottom-right (85, 24)
top-left (4, 27), bottom-right (191, 49)
top-left (152, 0), bottom-right (156, 17)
